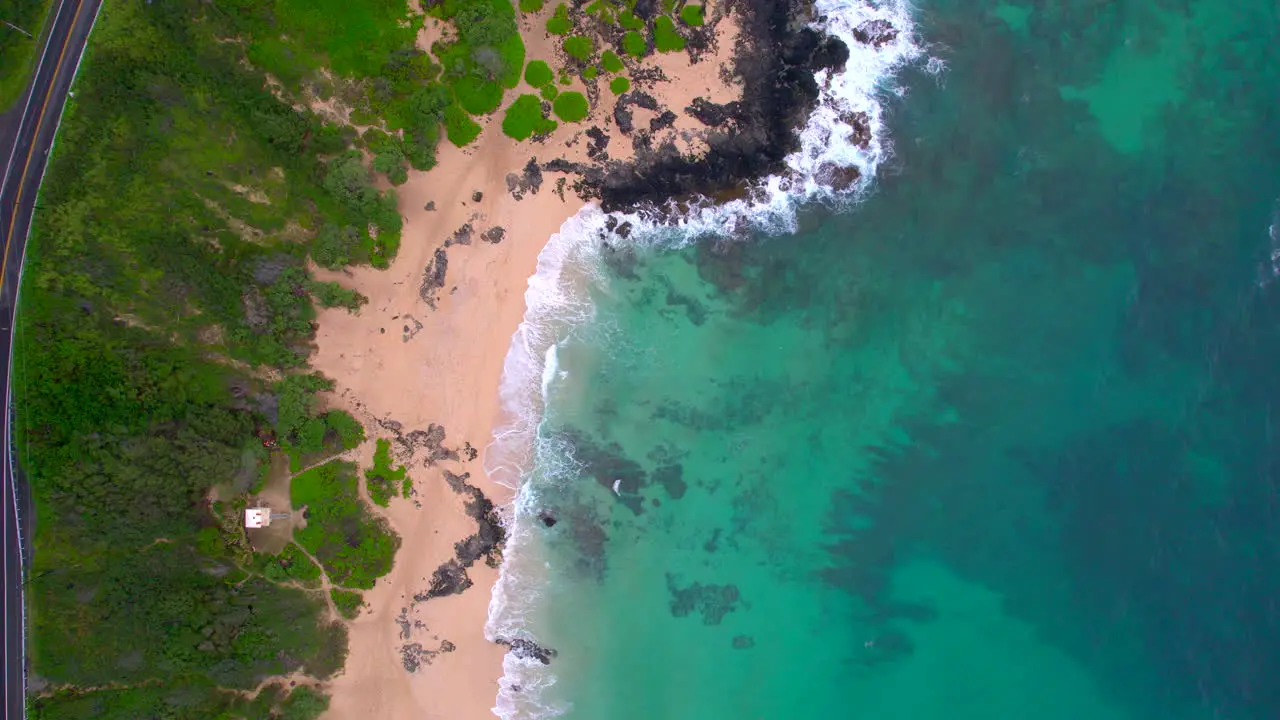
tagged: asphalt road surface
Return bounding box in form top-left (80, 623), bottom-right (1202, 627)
top-left (1, 0), bottom-right (103, 716)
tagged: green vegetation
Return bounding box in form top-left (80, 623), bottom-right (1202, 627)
top-left (274, 374), bottom-right (365, 468)
top-left (365, 437), bottom-right (409, 507)
top-left (601, 49), bottom-right (624, 73)
top-left (259, 542), bottom-right (326, 587)
top-left (502, 93), bottom-right (559, 139)
top-left (679, 3), bottom-right (705, 26)
top-left (32, 679), bottom-right (331, 720)
top-left (15, 1), bottom-right (387, 706)
top-left (546, 3), bottom-right (572, 34)
top-left (16, 0), bottom-right (549, 714)
top-left (541, 84), bottom-right (560, 100)
top-left (331, 589), bottom-right (364, 619)
top-left (618, 8), bottom-right (645, 30)
top-left (291, 460), bottom-right (401, 588)
top-left (622, 30), bottom-right (647, 57)
top-left (30, 542), bottom-right (347, 692)
top-left (562, 35), bottom-right (595, 62)
top-left (654, 15), bottom-right (687, 52)
top-left (308, 279), bottom-right (368, 311)
top-left (0, 0), bottom-right (50, 109)
top-left (583, 65), bottom-right (599, 80)
top-left (610, 76), bottom-right (631, 94)
top-left (525, 59), bottom-right (554, 87)
top-left (553, 90), bottom-right (590, 122)
top-left (446, 103), bottom-right (484, 145)
top-left (519, 0), bottom-right (545, 11)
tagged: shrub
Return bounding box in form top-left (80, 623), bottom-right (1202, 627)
top-left (562, 35), bottom-right (594, 62)
top-left (324, 410), bottom-right (365, 450)
top-left (404, 125), bottom-right (440, 171)
top-left (311, 224), bottom-right (363, 270)
top-left (331, 589), bottom-right (363, 620)
top-left (524, 60), bottom-right (554, 87)
top-left (454, 76), bottom-right (504, 115)
top-left (281, 685), bottom-right (329, 720)
top-left (502, 93), bottom-right (559, 140)
top-left (372, 140), bottom-right (408, 184)
top-left (583, 65), bottom-right (598, 80)
top-left (307, 281), bottom-right (367, 311)
top-left (601, 50), bottom-right (624, 73)
top-left (622, 30), bottom-right (647, 57)
top-left (540, 84), bottom-right (559, 100)
top-left (609, 76), bottom-right (631, 95)
top-left (559, 72), bottom-right (573, 85)
top-left (654, 16), bottom-right (686, 52)
top-left (445, 104), bottom-right (483, 146)
top-left (680, 4), bottom-right (705, 26)
top-left (519, 0), bottom-right (544, 11)
top-left (365, 438), bottom-right (407, 508)
top-left (552, 91), bottom-right (589, 122)
top-left (546, 4), bottom-right (571, 34)
top-left (618, 9), bottom-right (645, 30)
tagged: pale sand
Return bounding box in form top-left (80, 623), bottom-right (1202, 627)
top-left (315, 4), bottom-right (743, 719)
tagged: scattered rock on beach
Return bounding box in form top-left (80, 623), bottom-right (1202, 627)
top-left (419, 559), bottom-right (472, 600)
top-left (400, 639), bottom-right (457, 672)
top-left (420, 248), bottom-right (448, 309)
top-left (445, 222), bottom-right (473, 247)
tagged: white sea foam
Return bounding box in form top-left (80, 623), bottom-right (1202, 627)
top-left (486, 2), bottom-right (922, 717)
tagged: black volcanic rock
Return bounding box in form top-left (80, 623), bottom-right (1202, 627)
top-left (419, 559), bottom-right (472, 599)
top-left (853, 19), bottom-right (898, 47)
top-left (592, 0), bottom-right (850, 211)
top-left (685, 97), bottom-right (742, 127)
top-left (650, 110), bottom-right (678, 132)
top-left (496, 638), bottom-right (558, 665)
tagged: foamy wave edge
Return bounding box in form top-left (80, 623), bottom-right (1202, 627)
top-left (484, 2), bottom-right (923, 717)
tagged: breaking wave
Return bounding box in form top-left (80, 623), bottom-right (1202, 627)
top-left (484, 2), bottom-right (923, 716)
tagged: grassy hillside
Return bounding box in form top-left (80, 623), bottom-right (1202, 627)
top-left (11, 0), bottom-right (468, 714)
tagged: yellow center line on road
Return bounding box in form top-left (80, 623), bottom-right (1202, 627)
top-left (1, 0), bottom-right (86, 290)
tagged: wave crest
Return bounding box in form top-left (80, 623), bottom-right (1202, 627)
top-left (486, 2), bottom-right (921, 717)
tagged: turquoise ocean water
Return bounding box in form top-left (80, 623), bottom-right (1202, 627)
top-left (487, 0), bottom-right (1280, 718)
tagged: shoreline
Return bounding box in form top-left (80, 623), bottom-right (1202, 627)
top-left (312, 134), bottom-right (581, 719)
top-left (313, 2), bottom-right (744, 716)
top-left (309, 0), bottom-right (879, 714)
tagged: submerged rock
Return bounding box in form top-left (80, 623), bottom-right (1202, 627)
top-left (495, 637), bottom-right (558, 665)
top-left (668, 575), bottom-right (741, 625)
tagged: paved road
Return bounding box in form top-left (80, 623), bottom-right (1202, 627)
top-left (1, 0), bottom-right (102, 717)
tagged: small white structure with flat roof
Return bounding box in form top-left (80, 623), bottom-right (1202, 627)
top-left (245, 507), bottom-right (272, 529)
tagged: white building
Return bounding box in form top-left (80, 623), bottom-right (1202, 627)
top-left (245, 507), bottom-right (272, 529)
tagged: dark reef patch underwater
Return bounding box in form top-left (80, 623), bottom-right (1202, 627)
top-left (487, 0), bottom-right (1280, 718)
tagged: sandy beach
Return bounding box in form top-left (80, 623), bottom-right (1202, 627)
top-left (313, 3), bottom-right (742, 718)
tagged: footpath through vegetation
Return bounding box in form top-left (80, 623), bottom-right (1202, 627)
top-left (16, 0), bottom-right (717, 715)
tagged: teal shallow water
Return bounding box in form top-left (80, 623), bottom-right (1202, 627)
top-left (495, 0), bottom-right (1280, 717)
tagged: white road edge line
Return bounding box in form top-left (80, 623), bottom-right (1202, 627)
top-left (0, 0), bottom-right (70, 211)
top-left (7, 2), bottom-right (104, 717)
